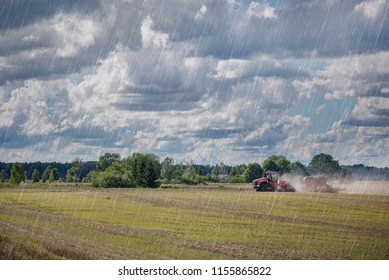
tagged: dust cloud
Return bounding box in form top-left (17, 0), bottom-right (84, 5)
top-left (281, 175), bottom-right (389, 196)
top-left (334, 180), bottom-right (389, 196)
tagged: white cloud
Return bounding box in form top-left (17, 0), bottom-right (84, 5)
top-left (0, 79), bottom-right (72, 136)
top-left (141, 16), bottom-right (169, 48)
top-left (292, 51), bottom-right (389, 132)
top-left (245, 114), bottom-right (310, 146)
top-left (320, 52), bottom-right (389, 100)
top-left (354, 0), bottom-right (388, 19)
top-left (248, 2), bottom-right (277, 19)
top-left (348, 96), bottom-right (389, 127)
top-left (195, 5), bottom-right (207, 20)
top-left (54, 13), bottom-right (102, 57)
top-left (213, 59), bottom-right (251, 79)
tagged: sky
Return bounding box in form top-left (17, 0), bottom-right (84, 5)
top-left (0, 0), bottom-right (388, 167)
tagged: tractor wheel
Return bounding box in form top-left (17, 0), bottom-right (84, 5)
top-left (260, 183), bottom-right (275, 192)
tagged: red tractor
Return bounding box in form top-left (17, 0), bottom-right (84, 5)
top-left (253, 171), bottom-right (296, 192)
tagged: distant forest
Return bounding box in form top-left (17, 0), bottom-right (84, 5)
top-left (0, 161), bottom-right (96, 181)
top-left (0, 160), bottom-right (388, 182)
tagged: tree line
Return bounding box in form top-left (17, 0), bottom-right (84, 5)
top-left (1, 153), bottom-right (389, 187)
top-left (0, 160), bottom-right (97, 184)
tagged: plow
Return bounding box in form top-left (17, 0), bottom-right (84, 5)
top-left (303, 176), bottom-right (345, 193)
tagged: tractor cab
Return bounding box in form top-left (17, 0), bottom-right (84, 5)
top-left (265, 171), bottom-right (280, 182)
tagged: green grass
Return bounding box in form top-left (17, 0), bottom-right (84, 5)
top-left (0, 186), bottom-right (388, 259)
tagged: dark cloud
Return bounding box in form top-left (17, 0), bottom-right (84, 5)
top-left (0, 122), bottom-right (135, 152)
top-left (0, 126), bottom-right (44, 148)
top-left (0, 0), bottom-right (101, 30)
top-left (193, 0), bottom-right (389, 58)
top-left (244, 131), bottom-right (287, 147)
top-left (345, 117), bottom-right (389, 127)
top-left (192, 128), bottom-right (242, 139)
top-left (146, 0), bottom-right (231, 42)
top-left (2, 0), bottom-right (388, 85)
top-left (112, 91), bottom-right (200, 112)
top-left (0, 0), bottom-right (388, 165)
top-left (0, 55), bottom-right (90, 85)
top-left (113, 101), bottom-right (198, 112)
top-left (0, 0), bottom-right (144, 84)
top-left (313, 134), bottom-right (337, 144)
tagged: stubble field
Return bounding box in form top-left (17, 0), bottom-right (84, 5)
top-left (0, 182), bottom-right (388, 260)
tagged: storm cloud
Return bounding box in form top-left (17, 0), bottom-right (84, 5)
top-left (0, 0), bottom-right (388, 167)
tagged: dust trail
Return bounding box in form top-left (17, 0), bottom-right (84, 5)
top-left (282, 175), bottom-right (389, 196)
top-left (333, 180), bottom-right (389, 196)
top-left (281, 175), bottom-right (305, 192)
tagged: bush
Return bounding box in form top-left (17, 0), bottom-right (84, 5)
top-left (91, 153), bottom-right (161, 188)
top-left (100, 174), bottom-right (133, 188)
top-left (205, 174), bottom-right (220, 183)
top-left (91, 170), bottom-right (134, 188)
top-left (227, 175), bottom-right (244, 183)
top-left (179, 177), bottom-right (197, 185)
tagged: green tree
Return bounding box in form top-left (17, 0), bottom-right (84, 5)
top-left (97, 153), bottom-right (121, 171)
top-left (66, 167), bottom-right (79, 182)
top-left (72, 158), bottom-right (84, 179)
top-left (0, 169), bottom-right (7, 182)
top-left (230, 166), bottom-right (239, 176)
top-left (128, 153), bottom-right (146, 186)
top-left (218, 162), bottom-right (228, 175)
top-left (205, 173), bottom-right (220, 183)
top-left (10, 163), bottom-right (25, 184)
top-left (82, 171), bottom-right (93, 183)
top-left (173, 164), bottom-right (184, 183)
top-left (65, 170), bottom-right (73, 182)
top-left (160, 157), bottom-right (174, 182)
top-left (276, 156), bottom-right (291, 174)
top-left (42, 166), bottom-right (59, 182)
top-left (238, 164), bottom-right (247, 175)
top-left (308, 153), bottom-right (341, 175)
top-left (212, 164), bottom-right (220, 176)
top-left (262, 155), bottom-right (290, 175)
top-left (123, 153), bottom-right (161, 188)
top-left (262, 159), bottom-right (278, 172)
top-left (91, 163), bottom-right (133, 188)
top-left (42, 166), bottom-right (49, 182)
top-left (242, 163), bottom-right (263, 183)
top-left (32, 169), bottom-right (40, 183)
top-left (227, 166), bottom-right (243, 183)
top-left (144, 154), bottom-right (161, 188)
top-left (289, 161), bottom-right (309, 176)
top-left (48, 170), bottom-right (55, 182)
top-left (184, 160), bottom-right (196, 180)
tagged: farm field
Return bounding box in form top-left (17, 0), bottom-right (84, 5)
top-left (0, 183), bottom-right (388, 260)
